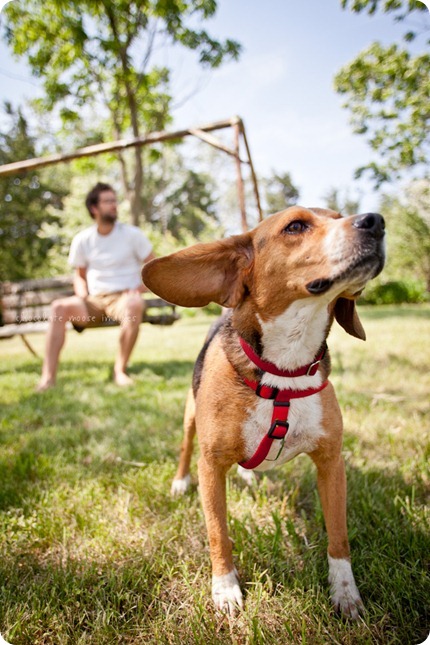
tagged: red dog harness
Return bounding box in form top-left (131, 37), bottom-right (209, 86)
top-left (239, 338), bottom-right (329, 470)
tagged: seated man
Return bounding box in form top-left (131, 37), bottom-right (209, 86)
top-left (37, 182), bottom-right (155, 391)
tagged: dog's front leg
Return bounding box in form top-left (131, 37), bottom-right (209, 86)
top-left (198, 456), bottom-right (243, 615)
top-left (311, 450), bottom-right (364, 619)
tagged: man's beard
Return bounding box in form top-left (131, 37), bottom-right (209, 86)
top-left (101, 213), bottom-right (117, 224)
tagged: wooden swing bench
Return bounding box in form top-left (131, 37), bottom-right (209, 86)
top-left (0, 276), bottom-right (179, 357)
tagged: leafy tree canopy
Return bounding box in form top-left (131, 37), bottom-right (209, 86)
top-left (141, 146), bottom-right (221, 242)
top-left (341, 0), bottom-right (428, 40)
top-left (379, 180), bottom-right (430, 291)
top-left (263, 171), bottom-right (300, 215)
top-left (0, 104), bottom-right (66, 281)
top-left (323, 187), bottom-right (361, 214)
top-left (335, 0), bottom-right (430, 186)
top-left (3, 0), bottom-right (240, 123)
top-left (2, 0), bottom-right (241, 224)
top-left (163, 169), bottom-right (219, 242)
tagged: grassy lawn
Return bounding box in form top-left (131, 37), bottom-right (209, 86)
top-left (0, 305), bottom-right (429, 644)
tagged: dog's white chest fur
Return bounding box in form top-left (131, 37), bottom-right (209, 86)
top-left (242, 301), bottom-right (328, 472)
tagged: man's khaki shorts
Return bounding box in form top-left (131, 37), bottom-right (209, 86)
top-left (72, 291), bottom-right (145, 331)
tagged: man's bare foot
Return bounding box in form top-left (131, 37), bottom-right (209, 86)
top-left (36, 379), bottom-right (56, 392)
top-left (114, 370), bottom-right (134, 387)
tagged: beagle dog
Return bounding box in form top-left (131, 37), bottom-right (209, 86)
top-left (142, 206), bottom-right (385, 619)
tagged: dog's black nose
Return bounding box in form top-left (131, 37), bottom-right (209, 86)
top-left (353, 213), bottom-right (385, 239)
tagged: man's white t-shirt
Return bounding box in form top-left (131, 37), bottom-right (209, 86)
top-left (68, 222), bottom-right (152, 295)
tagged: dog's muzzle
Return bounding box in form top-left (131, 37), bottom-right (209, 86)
top-left (352, 212), bottom-right (385, 240)
top-left (306, 212), bottom-right (386, 295)
top-left (306, 278), bottom-right (333, 295)
top-left (351, 212), bottom-right (386, 277)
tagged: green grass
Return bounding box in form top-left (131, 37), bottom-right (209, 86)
top-left (0, 306), bottom-right (429, 644)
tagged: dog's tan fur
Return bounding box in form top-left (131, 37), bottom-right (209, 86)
top-left (142, 206), bottom-right (385, 618)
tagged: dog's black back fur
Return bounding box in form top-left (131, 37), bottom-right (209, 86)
top-left (192, 313), bottom-right (229, 396)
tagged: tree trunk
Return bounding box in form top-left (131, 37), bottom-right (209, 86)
top-left (131, 143), bottom-right (144, 227)
top-left (122, 76), bottom-right (145, 226)
top-left (103, 3), bottom-right (145, 226)
top-left (112, 115), bottom-right (133, 210)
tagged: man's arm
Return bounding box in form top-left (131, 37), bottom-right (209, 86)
top-left (138, 252), bottom-right (156, 293)
top-left (73, 267), bottom-right (89, 298)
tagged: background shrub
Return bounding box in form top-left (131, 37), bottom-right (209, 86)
top-left (360, 280), bottom-right (426, 305)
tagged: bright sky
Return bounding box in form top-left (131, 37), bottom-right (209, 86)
top-left (0, 0), bottom-right (429, 214)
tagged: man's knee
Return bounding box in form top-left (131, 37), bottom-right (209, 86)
top-left (50, 299), bottom-right (68, 324)
top-left (121, 295), bottom-right (144, 323)
top-left (50, 297), bottom-right (85, 324)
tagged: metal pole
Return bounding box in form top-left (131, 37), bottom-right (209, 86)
top-left (0, 117), bottom-right (239, 178)
top-left (240, 122), bottom-right (264, 222)
top-left (233, 122), bottom-right (248, 233)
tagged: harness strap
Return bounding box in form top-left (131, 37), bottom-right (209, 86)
top-left (239, 378), bottom-right (329, 470)
top-left (239, 338), bottom-right (327, 377)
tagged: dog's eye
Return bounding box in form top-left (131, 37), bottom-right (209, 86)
top-left (283, 220), bottom-right (309, 234)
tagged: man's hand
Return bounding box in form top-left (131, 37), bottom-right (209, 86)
top-left (140, 252), bottom-right (156, 293)
top-left (74, 267), bottom-right (89, 298)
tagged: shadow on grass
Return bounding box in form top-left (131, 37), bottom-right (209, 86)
top-left (228, 458), bottom-right (429, 645)
top-left (1, 309), bottom-right (428, 642)
top-left (0, 456), bottom-right (428, 644)
top-left (0, 357), bottom-right (195, 378)
top-left (0, 547), bottom-right (189, 645)
top-left (0, 358), bottom-right (196, 512)
top-left (128, 359), bottom-right (195, 379)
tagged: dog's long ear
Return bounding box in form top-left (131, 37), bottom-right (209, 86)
top-left (334, 297), bottom-right (366, 340)
top-left (142, 234), bottom-right (254, 308)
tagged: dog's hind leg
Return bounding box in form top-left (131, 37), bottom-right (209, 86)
top-left (171, 388), bottom-right (196, 496)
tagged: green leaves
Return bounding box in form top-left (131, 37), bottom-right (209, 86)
top-left (263, 171), bottom-right (300, 215)
top-left (0, 108), bottom-right (66, 281)
top-left (379, 183), bottom-right (430, 292)
top-left (2, 0), bottom-right (240, 135)
top-left (334, 10), bottom-right (430, 186)
top-left (1, 0), bottom-right (241, 223)
top-left (341, 0), bottom-right (428, 21)
top-left (173, 26), bottom-right (241, 68)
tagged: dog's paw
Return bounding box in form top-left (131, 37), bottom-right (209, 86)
top-left (236, 464), bottom-right (257, 487)
top-left (212, 570), bottom-right (243, 616)
top-left (0, 634), bottom-right (13, 645)
top-left (328, 556), bottom-right (364, 620)
top-left (171, 474), bottom-right (191, 496)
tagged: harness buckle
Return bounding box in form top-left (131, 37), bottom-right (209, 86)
top-left (268, 419), bottom-right (289, 439)
top-left (306, 359), bottom-right (320, 376)
top-left (256, 382), bottom-right (278, 399)
top-left (306, 344), bottom-right (327, 376)
top-left (266, 421), bottom-right (288, 461)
